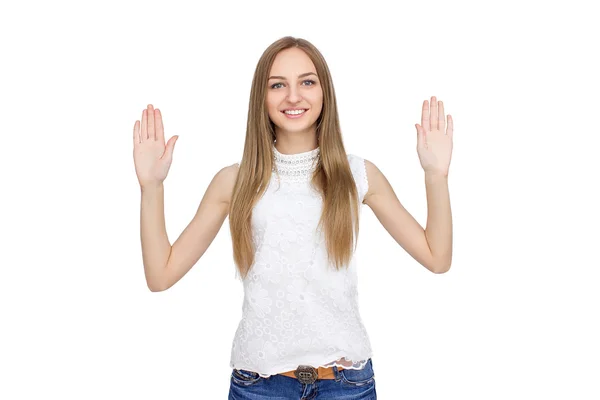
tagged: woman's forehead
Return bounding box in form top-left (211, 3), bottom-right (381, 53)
top-left (270, 48), bottom-right (316, 76)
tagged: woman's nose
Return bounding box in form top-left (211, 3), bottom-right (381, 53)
top-left (286, 87), bottom-right (302, 103)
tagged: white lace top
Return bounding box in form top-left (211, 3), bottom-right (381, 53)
top-left (229, 144), bottom-right (373, 378)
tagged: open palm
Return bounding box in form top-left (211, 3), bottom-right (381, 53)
top-left (415, 96), bottom-right (453, 177)
top-left (133, 105), bottom-right (179, 188)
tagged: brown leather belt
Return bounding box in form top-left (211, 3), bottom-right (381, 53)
top-left (278, 364), bottom-right (344, 383)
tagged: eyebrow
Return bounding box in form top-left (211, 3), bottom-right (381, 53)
top-left (268, 72), bottom-right (318, 80)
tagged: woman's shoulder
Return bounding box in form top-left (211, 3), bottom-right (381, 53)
top-left (347, 153), bottom-right (376, 174)
top-left (345, 154), bottom-right (369, 200)
top-left (220, 161), bottom-right (240, 175)
top-left (208, 162), bottom-right (240, 205)
top-left (346, 153), bottom-right (367, 173)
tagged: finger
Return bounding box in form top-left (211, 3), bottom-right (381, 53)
top-left (447, 114), bottom-right (453, 138)
top-left (155, 108), bottom-right (165, 143)
top-left (415, 123), bottom-right (425, 149)
top-left (421, 100), bottom-right (429, 132)
top-left (141, 109), bottom-right (148, 141)
top-left (133, 120), bottom-right (140, 145)
top-left (430, 96), bottom-right (437, 131)
top-left (147, 104), bottom-right (155, 141)
top-left (438, 100), bottom-right (445, 133)
top-left (166, 135), bottom-right (178, 160)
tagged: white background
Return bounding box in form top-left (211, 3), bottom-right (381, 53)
top-left (1, 0), bottom-right (599, 398)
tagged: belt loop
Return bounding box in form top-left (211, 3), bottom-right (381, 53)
top-left (332, 364), bottom-right (342, 382)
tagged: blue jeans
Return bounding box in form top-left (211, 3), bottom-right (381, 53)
top-left (228, 358), bottom-right (376, 399)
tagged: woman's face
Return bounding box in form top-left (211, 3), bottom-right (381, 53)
top-left (265, 47), bottom-right (323, 138)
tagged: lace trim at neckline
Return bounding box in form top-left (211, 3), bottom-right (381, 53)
top-left (272, 144), bottom-right (320, 181)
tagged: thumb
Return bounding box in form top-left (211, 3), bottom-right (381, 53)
top-left (415, 124), bottom-right (424, 147)
top-left (164, 135), bottom-right (179, 160)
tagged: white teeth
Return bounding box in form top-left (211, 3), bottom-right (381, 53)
top-left (283, 109), bottom-right (306, 115)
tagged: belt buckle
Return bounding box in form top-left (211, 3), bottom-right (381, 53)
top-left (294, 365), bottom-right (318, 384)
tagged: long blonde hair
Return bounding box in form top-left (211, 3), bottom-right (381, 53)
top-left (229, 36), bottom-right (361, 280)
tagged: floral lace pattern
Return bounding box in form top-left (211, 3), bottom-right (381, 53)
top-left (230, 146), bottom-right (372, 378)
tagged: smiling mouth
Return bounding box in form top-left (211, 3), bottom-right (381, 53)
top-left (281, 109), bottom-right (308, 115)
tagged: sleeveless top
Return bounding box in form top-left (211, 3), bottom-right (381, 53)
top-left (229, 144), bottom-right (373, 378)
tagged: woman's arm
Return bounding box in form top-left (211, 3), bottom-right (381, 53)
top-left (363, 160), bottom-right (452, 273)
top-left (141, 163), bottom-right (239, 291)
top-left (423, 172), bottom-right (452, 273)
top-left (140, 183), bottom-right (171, 291)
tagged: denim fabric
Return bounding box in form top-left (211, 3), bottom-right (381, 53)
top-left (228, 358), bottom-right (376, 399)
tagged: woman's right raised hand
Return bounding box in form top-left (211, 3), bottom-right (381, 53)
top-left (133, 104), bottom-right (179, 189)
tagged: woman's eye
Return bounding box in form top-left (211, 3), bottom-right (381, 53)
top-left (270, 80), bottom-right (316, 89)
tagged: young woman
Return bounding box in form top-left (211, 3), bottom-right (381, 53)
top-left (133, 36), bottom-right (453, 399)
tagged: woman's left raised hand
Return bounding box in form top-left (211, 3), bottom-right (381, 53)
top-left (415, 96), bottom-right (453, 177)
